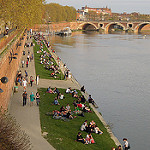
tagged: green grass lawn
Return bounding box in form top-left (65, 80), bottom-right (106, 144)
top-left (39, 88), bottom-right (117, 150)
top-left (33, 39), bottom-right (64, 80)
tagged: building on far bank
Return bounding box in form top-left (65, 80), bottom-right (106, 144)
top-left (77, 5), bottom-right (111, 21)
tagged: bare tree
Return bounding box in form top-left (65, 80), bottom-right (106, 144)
top-left (0, 109), bottom-right (31, 150)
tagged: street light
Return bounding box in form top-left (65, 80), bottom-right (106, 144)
top-left (9, 49), bottom-right (18, 63)
top-left (0, 77), bottom-right (8, 93)
top-left (0, 77), bottom-right (8, 84)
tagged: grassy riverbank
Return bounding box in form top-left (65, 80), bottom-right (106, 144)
top-left (33, 39), bottom-right (64, 80)
top-left (39, 88), bottom-right (116, 150)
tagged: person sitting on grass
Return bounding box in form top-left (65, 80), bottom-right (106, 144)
top-left (94, 125), bottom-right (103, 135)
top-left (53, 87), bottom-right (59, 94)
top-left (77, 103), bottom-right (85, 108)
top-left (73, 106), bottom-right (82, 114)
top-left (81, 95), bottom-right (86, 103)
top-left (73, 100), bottom-right (77, 107)
top-left (51, 72), bottom-right (56, 78)
top-left (82, 104), bottom-right (92, 113)
top-left (87, 123), bottom-right (94, 133)
top-left (53, 97), bottom-right (60, 105)
top-left (60, 106), bottom-right (66, 113)
top-left (80, 120), bottom-right (88, 131)
top-left (66, 87), bottom-right (71, 93)
top-left (88, 95), bottom-right (95, 105)
top-left (66, 110), bottom-right (76, 119)
top-left (86, 133), bottom-right (95, 144)
top-left (76, 132), bottom-right (88, 144)
top-left (59, 93), bottom-right (64, 100)
top-left (66, 103), bottom-right (71, 112)
top-left (81, 86), bottom-right (85, 93)
top-left (47, 88), bottom-right (54, 94)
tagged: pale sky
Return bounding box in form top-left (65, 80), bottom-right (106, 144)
top-left (46, 0), bottom-right (150, 14)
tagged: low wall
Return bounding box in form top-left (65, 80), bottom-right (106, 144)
top-left (33, 22), bottom-right (80, 32)
top-left (0, 30), bottom-right (26, 110)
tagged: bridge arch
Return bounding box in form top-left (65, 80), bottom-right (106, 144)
top-left (105, 22), bottom-right (126, 32)
top-left (134, 22), bottom-right (150, 33)
top-left (77, 22), bottom-right (98, 31)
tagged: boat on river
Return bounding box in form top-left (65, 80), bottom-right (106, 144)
top-left (55, 27), bottom-right (72, 36)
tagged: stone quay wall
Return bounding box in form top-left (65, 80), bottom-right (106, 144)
top-left (33, 22), bottom-right (80, 32)
top-left (0, 31), bottom-right (26, 110)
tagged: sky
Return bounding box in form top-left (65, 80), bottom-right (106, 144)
top-left (46, 0), bottom-right (150, 14)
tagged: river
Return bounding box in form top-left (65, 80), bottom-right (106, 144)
top-left (49, 32), bottom-right (150, 150)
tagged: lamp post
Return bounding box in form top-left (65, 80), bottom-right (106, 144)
top-left (9, 49), bottom-right (18, 63)
top-left (0, 77), bottom-right (8, 93)
top-left (47, 17), bottom-right (51, 41)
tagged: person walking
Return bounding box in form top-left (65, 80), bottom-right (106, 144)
top-left (26, 60), bottom-right (29, 67)
top-left (30, 92), bottom-right (35, 106)
top-left (21, 60), bottom-right (24, 68)
top-left (25, 70), bottom-right (28, 77)
top-left (36, 92), bottom-right (40, 106)
top-left (30, 76), bottom-right (34, 87)
top-left (22, 91), bottom-right (27, 106)
top-left (22, 78), bottom-right (27, 91)
top-left (36, 75), bottom-right (39, 85)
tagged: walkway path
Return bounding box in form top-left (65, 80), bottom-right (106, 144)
top-left (38, 79), bottom-right (80, 89)
top-left (9, 35), bottom-right (55, 150)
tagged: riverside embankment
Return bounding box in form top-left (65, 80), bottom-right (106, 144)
top-left (43, 35), bottom-right (121, 147)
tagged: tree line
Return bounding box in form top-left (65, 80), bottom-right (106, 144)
top-left (0, 1), bottom-right (76, 30)
top-left (44, 3), bottom-right (77, 23)
top-left (0, 0), bottom-right (44, 29)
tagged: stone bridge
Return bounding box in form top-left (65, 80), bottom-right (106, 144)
top-left (74, 21), bottom-right (150, 33)
top-left (34, 21), bottom-right (150, 33)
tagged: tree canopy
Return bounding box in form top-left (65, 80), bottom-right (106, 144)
top-left (44, 3), bottom-right (77, 22)
top-left (0, 0), bottom-right (44, 28)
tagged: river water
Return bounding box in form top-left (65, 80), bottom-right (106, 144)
top-left (50, 32), bottom-right (150, 150)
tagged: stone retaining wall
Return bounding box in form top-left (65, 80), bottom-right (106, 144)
top-left (0, 31), bottom-right (26, 110)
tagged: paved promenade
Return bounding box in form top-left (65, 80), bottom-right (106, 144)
top-left (38, 79), bottom-right (80, 89)
top-left (9, 36), bottom-right (55, 150)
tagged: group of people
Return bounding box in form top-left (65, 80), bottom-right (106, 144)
top-left (34, 34), bottom-right (61, 79)
top-left (80, 120), bottom-right (103, 135)
top-left (19, 33), bottom-right (40, 107)
top-left (16, 70), bottom-right (37, 89)
top-left (22, 91), bottom-right (40, 106)
top-left (76, 120), bottom-right (103, 145)
top-left (112, 138), bottom-right (130, 150)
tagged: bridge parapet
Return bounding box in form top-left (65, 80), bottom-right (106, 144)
top-left (76, 21), bottom-right (150, 33)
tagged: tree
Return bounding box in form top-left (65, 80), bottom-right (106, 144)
top-left (0, 110), bottom-right (31, 150)
top-left (0, 0), bottom-right (44, 28)
top-left (44, 3), bottom-right (77, 22)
